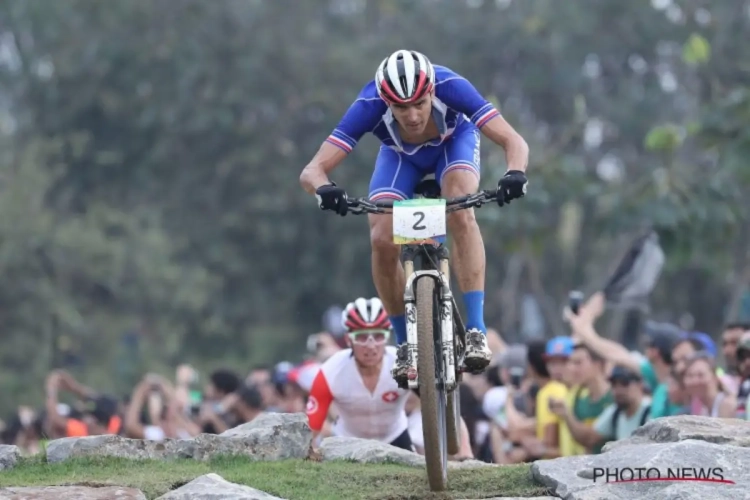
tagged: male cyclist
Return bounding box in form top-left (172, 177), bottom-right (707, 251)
top-left (300, 50), bottom-right (530, 388)
top-left (306, 297), bottom-right (413, 449)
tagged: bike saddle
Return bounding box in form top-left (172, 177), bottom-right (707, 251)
top-left (414, 179), bottom-right (441, 199)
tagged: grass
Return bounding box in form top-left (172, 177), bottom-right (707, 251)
top-left (0, 455), bottom-right (548, 499)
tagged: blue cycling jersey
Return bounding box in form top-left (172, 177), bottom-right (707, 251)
top-left (325, 65), bottom-right (500, 159)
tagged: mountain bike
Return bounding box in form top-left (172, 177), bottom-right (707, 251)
top-left (345, 180), bottom-right (501, 491)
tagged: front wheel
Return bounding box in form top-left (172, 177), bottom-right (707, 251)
top-left (416, 277), bottom-right (448, 491)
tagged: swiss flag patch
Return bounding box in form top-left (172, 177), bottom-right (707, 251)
top-left (306, 396), bottom-right (318, 414)
top-left (381, 391), bottom-right (399, 403)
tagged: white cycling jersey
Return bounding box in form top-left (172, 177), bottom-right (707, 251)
top-left (306, 346), bottom-right (409, 443)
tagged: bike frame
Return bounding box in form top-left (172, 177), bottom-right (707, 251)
top-left (342, 185), bottom-right (502, 492)
top-left (344, 185), bottom-right (499, 391)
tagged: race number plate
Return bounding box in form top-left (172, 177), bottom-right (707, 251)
top-left (393, 199), bottom-right (446, 244)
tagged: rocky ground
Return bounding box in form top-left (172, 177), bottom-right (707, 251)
top-left (533, 415), bottom-right (750, 500)
top-left (0, 413), bottom-right (546, 499)
top-left (0, 413), bottom-right (748, 499)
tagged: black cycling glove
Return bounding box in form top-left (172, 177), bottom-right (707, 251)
top-left (497, 170), bottom-right (528, 207)
top-left (315, 182), bottom-right (348, 216)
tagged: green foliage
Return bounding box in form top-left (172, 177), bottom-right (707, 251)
top-left (682, 33), bottom-right (711, 66)
top-left (645, 125), bottom-right (683, 152)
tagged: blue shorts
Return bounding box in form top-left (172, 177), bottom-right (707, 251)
top-left (368, 122), bottom-right (480, 202)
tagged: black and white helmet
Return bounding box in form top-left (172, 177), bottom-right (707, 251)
top-left (342, 297), bottom-right (391, 332)
top-left (375, 50), bottom-right (436, 105)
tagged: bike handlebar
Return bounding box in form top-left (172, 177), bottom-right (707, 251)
top-left (345, 189), bottom-right (501, 215)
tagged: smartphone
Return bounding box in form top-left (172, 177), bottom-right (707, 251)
top-left (568, 290), bottom-right (584, 316)
top-left (509, 367), bottom-right (524, 389)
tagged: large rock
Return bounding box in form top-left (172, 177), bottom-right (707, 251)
top-left (219, 412), bottom-right (308, 438)
top-left (0, 445), bottom-right (20, 471)
top-left (0, 485), bottom-right (146, 499)
top-left (532, 439), bottom-right (750, 500)
top-left (319, 436), bottom-right (496, 469)
top-left (602, 415), bottom-right (750, 452)
top-left (46, 413), bottom-right (312, 464)
top-left (204, 412), bottom-right (312, 461)
top-left (45, 435), bottom-right (195, 463)
top-left (155, 473), bottom-right (284, 500)
top-left (320, 436), bottom-right (424, 466)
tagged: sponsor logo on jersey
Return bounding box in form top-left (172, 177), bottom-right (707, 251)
top-left (381, 391), bottom-right (399, 403)
top-left (306, 396), bottom-right (318, 414)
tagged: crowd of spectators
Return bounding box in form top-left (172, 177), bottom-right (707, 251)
top-left (2, 297), bottom-right (748, 464)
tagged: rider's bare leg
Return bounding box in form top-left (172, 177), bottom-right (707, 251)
top-left (369, 209), bottom-right (406, 325)
top-left (441, 169), bottom-right (492, 370)
top-left (441, 170), bottom-right (485, 319)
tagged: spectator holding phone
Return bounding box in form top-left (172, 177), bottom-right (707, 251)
top-left (549, 343), bottom-right (613, 455)
top-left (568, 292), bottom-right (683, 419)
top-left (124, 374), bottom-right (199, 441)
top-left (482, 344), bottom-right (530, 431)
top-left (511, 339), bottom-right (567, 460)
top-left (552, 366), bottom-right (650, 450)
top-left (44, 370), bottom-right (122, 439)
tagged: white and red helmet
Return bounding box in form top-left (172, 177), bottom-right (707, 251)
top-left (375, 50), bottom-right (436, 106)
top-left (342, 297), bottom-right (391, 332)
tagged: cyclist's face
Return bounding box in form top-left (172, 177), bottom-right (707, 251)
top-left (390, 92), bottom-right (433, 134)
top-left (348, 330), bottom-right (389, 367)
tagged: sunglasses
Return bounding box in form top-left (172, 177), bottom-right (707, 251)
top-left (348, 330), bottom-right (390, 346)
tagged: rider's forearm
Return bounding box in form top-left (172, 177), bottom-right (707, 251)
top-left (300, 163), bottom-right (331, 194)
top-left (504, 137), bottom-right (529, 173)
top-left (300, 142), bottom-right (348, 194)
top-left (479, 116), bottom-right (529, 172)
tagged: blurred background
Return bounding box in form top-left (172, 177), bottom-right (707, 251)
top-left (0, 0), bottom-right (748, 426)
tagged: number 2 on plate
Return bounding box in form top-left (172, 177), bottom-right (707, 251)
top-left (412, 211), bottom-right (426, 231)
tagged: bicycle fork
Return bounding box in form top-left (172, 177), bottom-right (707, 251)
top-left (403, 247), bottom-right (457, 392)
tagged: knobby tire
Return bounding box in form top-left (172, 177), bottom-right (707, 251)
top-left (416, 277), bottom-right (448, 491)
